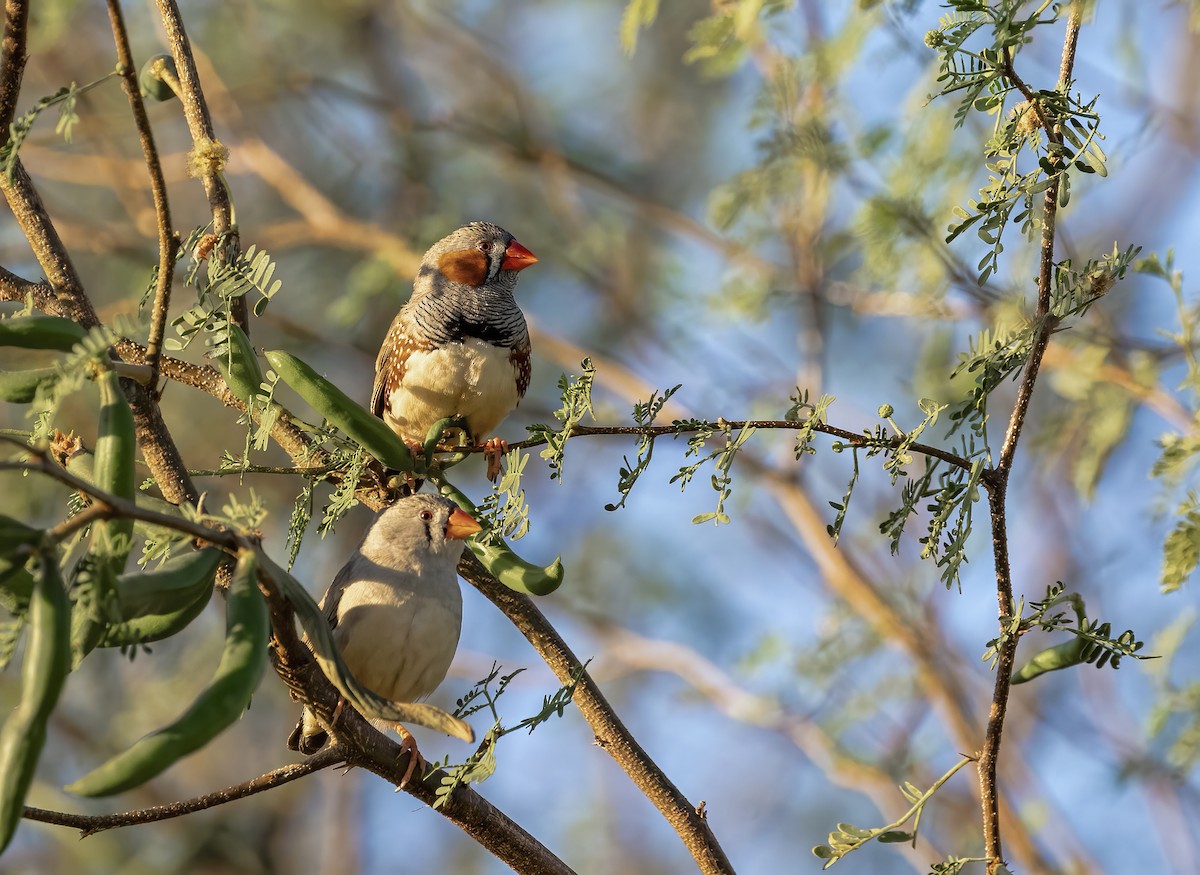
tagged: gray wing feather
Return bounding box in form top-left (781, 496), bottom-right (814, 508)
top-left (318, 558), bottom-right (360, 631)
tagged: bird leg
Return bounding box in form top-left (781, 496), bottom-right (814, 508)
top-left (481, 437), bottom-right (508, 482)
top-left (400, 438), bottom-right (425, 491)
top-left (391, 724), bottom-right (425, 790)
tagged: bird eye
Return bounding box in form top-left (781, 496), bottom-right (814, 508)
top-left (477, 240), bottom-right (492, 253)
top-left (418, 510), bottom-right (434, 521)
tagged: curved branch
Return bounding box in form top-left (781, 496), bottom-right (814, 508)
top-left (457, 552), bottom-right (736, 875)
top-left (106, 0), bottom-right (178, 382)
top-left (23, 748), bottom-right (345, 837)
top-left (152, 0), bottom-right (246, 331)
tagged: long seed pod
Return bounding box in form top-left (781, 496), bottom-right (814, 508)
top-left (0, 316), bottom-right (86, 351)
top-left (65, 548), bottom-right (267, 797)
top-left (438, 481), bottom-right (563, 596)
top-left (0, 515), bottom-right (40, 587)
top-left (0, 551), bottom-right (71, 852)
top-left (0, 367), bottom-right (57, 403)
top-left (1010, 636), bottom-right (1089, 685)
top-left (97, 549), bottom-right (225, 649)
top-left (92, 367), bottom-right (137, 571)
top-left (264, 349), bottom-right (415, 472)
top-left (114, 548), bottom-right (224, 619)
top-left (212, 323), bottom-right (263, 407)
top-left (70, 368), bottom-right (138, 665)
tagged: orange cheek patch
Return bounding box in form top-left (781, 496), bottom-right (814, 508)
top-left (438, 249), bottom-right (488, 286)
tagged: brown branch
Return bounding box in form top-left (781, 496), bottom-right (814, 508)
top-left (457, 552), bottom-right (735, 875)
top-left (23, 748), bottom-right (345, 838)
top-left (980, 9), bottom-right (1084, 875)
top-left (105, 0), bottom-right (178, 382)
top-left (0, 0), bottom-right (28, 135)
top-left (501, 420), bottom-right (975, 473)
top-left (153, 0), bottom-right (245, 332)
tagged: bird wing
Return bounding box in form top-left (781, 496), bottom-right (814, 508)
top-left (510, 335), bottom-right (532, 400)
top-left (372, 309), bottom-right (436, 418)
top-left (372, 311), bottom-right (409, 418)
top-left (317, 558), bottom-right (361, 632)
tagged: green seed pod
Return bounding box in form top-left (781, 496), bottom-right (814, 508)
top-left (95, 548), bottom-right (225, 648)
top-left (93, 368), bottom-right (137, 572)
top-left (0, 568), bottom-right (34, 616)
top-left (467, 538), bottom-right (565, 597)
top-left (69, 368), bottom-right (139, 666)
top-left (96, 584), bottom-right (212, 649)
top-left (0, 367), bottom-right (57, 403)
top-left (438, 481), bottom-right (563, 596)
top-left (66, 548), bottom-right (267, 797)
top-left (264, 349), bottom-right (415, 472)
top-left (68, 554), bottom-right (120, 669)
top-left (139, 53), bottom-right (179, 102)
top-left (114, 548), bottom-right (224, 618)
top-left (1010, 636), bottom-right (1088, 685)
top-left (0, 551), bottom-right (71, 852)
top-left (213, 324), bottom-right (264, 407)
top-left (0, 514), bottom-right (40, 587)
top-left (0, 315), bottom-right (86, 351)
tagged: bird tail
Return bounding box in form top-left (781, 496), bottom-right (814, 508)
top-left (287, 707), bottom-right (329, 755)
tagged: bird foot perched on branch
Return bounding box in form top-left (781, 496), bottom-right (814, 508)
top-left (392, 725), bottom-right (425, 790)
top-left (481, 436), bottom-right (508, 482)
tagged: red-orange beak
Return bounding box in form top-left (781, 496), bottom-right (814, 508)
top-left (444, 507), bottom-right (483, 541)
top-left (500, 239), bottom-right (538, 272)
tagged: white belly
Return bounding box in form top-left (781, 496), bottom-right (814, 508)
top-left (334, 580), bottom-right (462, 703)
top-left (384, 339), bottom-right (520, 443)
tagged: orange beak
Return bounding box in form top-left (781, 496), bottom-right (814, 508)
top-left (444, 507), bottom-right (483, 541)
top-left (500, 239), bottom-right (538, 272)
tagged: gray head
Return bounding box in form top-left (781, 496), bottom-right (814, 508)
top-left (359, 494), bottom-right (482, 570)
top-left (414, 221), bottom-right (538, 297)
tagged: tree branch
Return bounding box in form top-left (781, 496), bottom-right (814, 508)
top-left (0, 0), bottom-right (28, 136)
top-left (153, 0), bottom-right (246, 332)
top-left (504, 420), bottom-right (975, 473)
top-left (457, 552), bottom-right (736, 875)
top-left (105, 0), bottom-right (178, 383)
top-left (981, 9), bottom-right (1084, 875)
top-left (23, 748), bottom-right (345, 837)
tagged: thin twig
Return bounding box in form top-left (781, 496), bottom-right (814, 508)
top-left (153, 0), bottom-right (246, 332)
top-left (105, 0), bottom-right (178, 383)
top-left (980, 9), bottom-right (1084, 875)
top-left (43, 501), bottom-right (110, 544)
top-left (24, 748), bottom-right (345, 837)
top-left (502, 420), bottom-right (975, 473)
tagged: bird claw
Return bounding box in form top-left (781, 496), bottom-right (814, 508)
top-left (393, 726), bottom-right (425, 790)
top-left (481, 437), bottom-right (508, 482)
